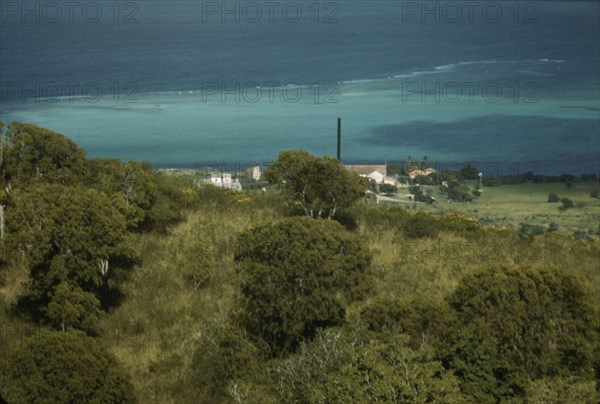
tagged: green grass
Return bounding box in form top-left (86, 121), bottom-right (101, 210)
top-left (389, 182), bottom-right (600, 237)
top-left (95, 197), bottom-right (282, 403)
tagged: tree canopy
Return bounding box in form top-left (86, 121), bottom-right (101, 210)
top-left (234, 217), bottom-right (372, 355)
top-left (1, 330), bottom-right (136, 403)
top-left (6, 183), bottom-right (137, 320)
top-left (265, 150), bottom-right (366, 219)
top-left (446, 265), bottom-right (599, 402)
top-left (86, 158), bottom-right (193, 231)
top-left (1, 122), bottom-right (87, 188)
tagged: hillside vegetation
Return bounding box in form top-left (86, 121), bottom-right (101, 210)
top-left (0, 122), bottom-right (598, 403)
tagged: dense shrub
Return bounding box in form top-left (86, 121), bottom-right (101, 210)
top-left (190, 322), bottom-right (263, 403)
top-left (548, 192), bottom-right (560, 202)
top-left (560, 197), bottom-right (574, 210)
top-left (1, 330), bottom-right (136, 403)
top-left (254, 326), bottom-right (465, 403)
top-left (519, 222), bottom-right (546, 236)
top-left (360, 296), bottom-right (457, 350)
top-left (234, 217), bottom-right (372, 355)
top-left (402, 213), bottom-right (441, 238)
top-left (446, 265), bottom-right (599, 402)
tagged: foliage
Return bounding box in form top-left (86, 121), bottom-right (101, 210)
top-left (45, 282), bottom-right (102, 334)
top-left (519, 222), bottom-right (546, 236)
top-left (409, 184), bottom-right (435, 203)
top-left (234, 217), bottom-right (372, 355)
top-left (437, 213), bottom-right (483, 234)
top-left (0, 330), bottom-right (136, 403)
top-left (446, 265), bottom-right (599, 402)
top-left (524, 376), bottom-right (600, 403)
top-left (402, 212), bottom-right (441, 238)
top-left (189, 321), bottom-right (263, 403)
top-left (86, 159), bottom-right (193, 231)
top-left (560, 197), bottom-right (574, 210)
top-left (379, 183), bottom-right (397, 195)
top-left (443, 180), bottom-right (474, 202)
top-left (0, 122), bottom-right (87, 188)
top-left (404, 156), bottom-right (429, 172)
top-left (349, 204), bottom-right (411, 230)
top-left (360, 296), bottom-right (458, 351)
top-left (548, 192), bottom-right (560, 203)
top-left (386, 162), bottom-right (403, 176)
top-left (252, 325), bottom-right (465, 403)
top-left (181, 236), bottom-right (215, 291)
top-left (413, 174), bottom-right (434, 185)
top-left (265, 150), bottom-right (366, 219)
top-left (313, 335), bottom-right (465, 403)
top-left (5, 183), bottom-right (137, 317)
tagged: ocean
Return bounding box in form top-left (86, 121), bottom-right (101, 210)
top-left (1, 0), bottom-right (598, 175)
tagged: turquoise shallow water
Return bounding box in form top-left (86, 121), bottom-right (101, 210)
top-left (2, 69), bottom-right (598, 175)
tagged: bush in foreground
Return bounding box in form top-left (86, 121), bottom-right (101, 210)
top-left (234, 217), bottom-right (372, 355)
top-left (1, 330), bottom-right (136, 403)
top-left (447, 265), bottom-right (599, 402)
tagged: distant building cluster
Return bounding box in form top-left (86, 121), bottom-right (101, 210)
top-left (198, 165), bottom-right (262, 191)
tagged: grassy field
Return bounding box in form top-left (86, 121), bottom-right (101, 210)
top-left (386, 182), bottom-right (600, 238)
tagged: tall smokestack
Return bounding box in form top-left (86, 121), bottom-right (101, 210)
top-left (337, 117), bottom-right (341, 161)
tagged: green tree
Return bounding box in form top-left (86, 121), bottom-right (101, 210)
top-left (86, 158), bottom-right (192, 231)
top-left (315, 334), bottom-right (465, 403)
top-left (409, 185), bottom-right (435, 204)
top-left (379, 183), bottom-right (397, 195)
top-left (445, 181), bottom-right (474, 202)
top-left (1, 330), bottom-right (136, 403)
top-left (361, 296), bottom-right (458, 351)
top-left (189, 321), bottom-right (263, 403)
top-left (446, 265), bottom-right (599, 402)
top-left (1, 122), bottom-right (87, 188)
top-left (413, 174), bottom-right (434, 185)
top-left (525, 376), bottom-right (599, 403)
top-left (265, 150), bottom-right (366, 219)
top-left (386, 162), bottom-right (403, 176)
top-left (260, 326), bottom-right (465, 403)
top-left (44, 282), bottom-right (102, 334)
top-left (86, 158), bottom-right (156, 228)
top-left (234, 217), bottom-right (372, 355)
top-left (5, 184), bottom-right (137, 317)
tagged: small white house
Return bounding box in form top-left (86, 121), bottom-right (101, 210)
top-left (366, 170), bottom-right (385, 184)
top-left (345, 165), bottom-right (391, 185)
top-left (205, 173), bottom-right (242, 191)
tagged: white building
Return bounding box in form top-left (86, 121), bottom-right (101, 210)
top-left (345, 164), bottom-right (396, 185)
top-left (205, 173), bottom-right (242, 191)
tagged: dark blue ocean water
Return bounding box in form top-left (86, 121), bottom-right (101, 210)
top-left (1, 1), bottom-right (599, 174)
